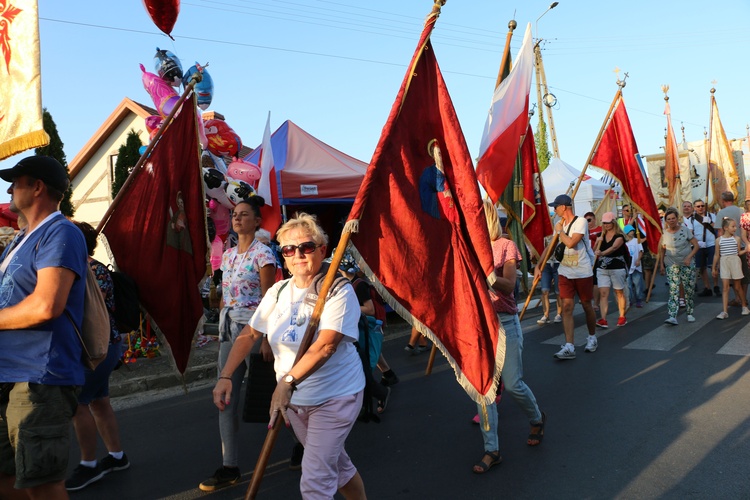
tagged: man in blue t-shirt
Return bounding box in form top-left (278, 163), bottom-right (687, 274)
top-left (0, 156), bottom-right (88, 499)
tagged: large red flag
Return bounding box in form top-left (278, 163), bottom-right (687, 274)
top-left (103, 97), bottom-right (208, 374)
top-left (476, 23), bottom-right (534, 203)
top-left (520, 124), bottom-right (553, 259)
top-left (590, 96), bottom-right (661, 253)
top-left (346, 7), bottom-right (501, 404)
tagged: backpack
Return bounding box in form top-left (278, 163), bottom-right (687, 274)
top-left (65, 265), bottom-right (111, 370)
top-left (108, 269), bottom-right (142, 332)
top-left (353, 278), bottom-right (387, 325)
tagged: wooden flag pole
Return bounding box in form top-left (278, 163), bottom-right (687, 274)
top-left (425, 344), bottom-right (438, 375)
top-left (95, 74), bottom-right (202, 234)
top-left (246, 235), bottom-right (354, 499)
top-left (645, 249), bottom-right (662, 303)
top-left (519, 87), bottom-right (624, 320)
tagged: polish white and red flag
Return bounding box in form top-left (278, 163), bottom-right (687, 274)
top-left (476, 23), bottom-right (534, 203)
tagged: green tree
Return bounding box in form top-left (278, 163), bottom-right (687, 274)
top-left (35, 108), bottom-right (75, 216)
top-left (535, 115), bottom-right (551, 172)
top-left (112, 129), bottom-right (143, 199)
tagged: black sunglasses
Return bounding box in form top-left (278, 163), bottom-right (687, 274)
top-left (586, 218), bottom-right (594, 222)
top-left (280, 241), bottom-right (321, 257)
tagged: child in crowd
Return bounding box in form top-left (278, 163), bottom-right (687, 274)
top-left (712, 218), bottom-right (749, 319)
top-left (624, 225), bottom-right (644, 308)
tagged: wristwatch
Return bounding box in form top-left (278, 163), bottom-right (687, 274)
top-left (283, 374), bottom-right (297, 389)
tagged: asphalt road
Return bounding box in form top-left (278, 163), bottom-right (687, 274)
top-left (66, 278), bottom-right (750, 499)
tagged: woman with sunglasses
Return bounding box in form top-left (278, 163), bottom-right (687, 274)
top-left (212, 213), bottom-right (367, 499)
top-left (659, 207), bottom-right (699, 325)
top-left (594, 212), bottom-right (629, 327)
top-left (200, 196), bottom-right (277, 492)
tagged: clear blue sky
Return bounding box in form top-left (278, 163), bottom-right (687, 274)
top-left (2, 0), bottom-right (749, 203)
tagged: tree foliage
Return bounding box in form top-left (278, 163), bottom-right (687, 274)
top-left (534, 115), bottom-right (551, 173)
top-left (34, 109), bottom-right (75, 216)
top-left (112, 129), bottom-right (143, 199)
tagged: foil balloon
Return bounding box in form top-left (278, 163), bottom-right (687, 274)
top-left (154, 47), bottom-right (183, 87)
top-left (226, 159), bottom-right (261, 185)
top-left (142, 0), bottom-right (180, 39)
top-left (208, 199), bottom-right (230, 239)
top-left (140, 64), bottom-right (179, 117)
top-left (183, 63), bottom-right (214, 110)
top-left (225, 179), bottom-right (255, 207)
top-left (204, 119), bottom-right (242, 158)
top-left (145, 115), bottom-right (164, 140)
top-left (203, 168), bottom-right (233, 209)
top-left (201, 151), bottom-right (227, 174)
top-left (210, 236), bottom-right (224, 272)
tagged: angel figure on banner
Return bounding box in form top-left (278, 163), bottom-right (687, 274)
top-left (419, 139), bottom-right (458, 224)
top-left (167, 191), bottom-right (193, 254)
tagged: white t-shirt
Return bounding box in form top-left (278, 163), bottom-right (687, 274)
top-left (626, 238), bottom-right (643, 274)
top-left (249, 278), bottom-right (365, 406)
top-left (558, 216), bottom-right (594, 279)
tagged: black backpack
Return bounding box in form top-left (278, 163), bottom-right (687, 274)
top-left (108, 269), bottom-right (141, 332)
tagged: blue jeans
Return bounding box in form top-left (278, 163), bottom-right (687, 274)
top-left (476, 313), bottom-right (542, 452)
top-left (628, 270), bottom-right (644, 303)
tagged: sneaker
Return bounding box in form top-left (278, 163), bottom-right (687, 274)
top-left (596, 318), bottom-right (608, 328)
top-left (536, 315), bottom-right (550, 325)
top-left (584, 336), bottom-right (598, 352)
top-left (553, 314), bottom-right (562, 323)
top-left (404, 344), bottom-right (416, 354)
top-left (380, 371), bottom-right (399, 387)
top-left (65, 464), bottom-right (105, 491)
top-left (687, 314), bottom-right (696, 323)
top-left (714, 286), bottom-right (721, 296)
top-left (416, 345), bottom-right (430, 354)
top-left (199, 467), bottom-right (241, 492)
top-left (553, 345), bottom-right (576, 360)
top-left (99, 453), bottom-right (130, 474)
top-left (617, 316), bottom-right (627, 327)
top-left (716, 311), bottom-right (729, 320)
top-left (679, 298), bottom-right (686, 308)
top-left (289, 443), bottom-right (304, 471)
top-left (664, 317), bottom-right (678, 325)
top-left (635, 301), bottom-right (643, 308)
top-left (742, 307), bottom-right (750, 316)
top-left (698, 288), bottom-right (713, 297)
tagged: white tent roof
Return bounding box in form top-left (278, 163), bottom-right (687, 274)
top-left (542, 157), bottom-right (612, 215)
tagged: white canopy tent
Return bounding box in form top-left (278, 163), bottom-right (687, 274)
top-left (541, 157), bottom-right (613, 216)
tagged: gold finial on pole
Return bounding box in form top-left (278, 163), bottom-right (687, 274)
top-left (661, 84), bottom-right (669, 100)
top-left (428, 0), bottom-right (446, 19)
top-left (615, 68), bottom-right (629, 89)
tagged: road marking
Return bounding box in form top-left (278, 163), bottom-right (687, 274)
top-left (624, 302), bottom-right (723, 351)
top-left (718, 321), bottom-right (750, 356)
top-left (541, 301), bottom-right (666, 347)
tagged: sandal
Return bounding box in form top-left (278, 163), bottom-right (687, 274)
top-left (472, 451), bottom-right (502, 474)
top-left (376, 387), bottom-right (391, 414)
top-left (527, 412), bottom-right (546, 446)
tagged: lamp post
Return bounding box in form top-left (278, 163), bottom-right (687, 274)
top-left (535, 2), bottom-right (558, 40)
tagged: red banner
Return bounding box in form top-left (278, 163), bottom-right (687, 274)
top-left (103, 97), bottom-right (207, 374)
top-left (590, 97), bottom-right (661, 252)
top-left (347, 13), bottom-right (501, 404)
top-left (521, 124), bottom-right (553, 258)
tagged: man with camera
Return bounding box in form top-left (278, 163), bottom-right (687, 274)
top-left (690, 199), bottom-right (718, 297)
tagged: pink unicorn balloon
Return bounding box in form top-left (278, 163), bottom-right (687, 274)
top-left (140, 63), bottom-right (179, 117)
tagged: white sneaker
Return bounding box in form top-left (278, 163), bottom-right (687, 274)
top-left (742, 307), bottom-right (750, 316)
top-left (664, 317), bottom-right (678, 325)
top-left (553, 345), bottom-right (575, 360)
top-left (536, 315), bottom-right (550, 325)
top-left (716, 311), bottom-right (729, 320)
top-left (584, 335), bottom-right (598, 353)
top-left (687, 315), bottom-right (696, 323)
top-left (553, 314), bottom-right (562, 323)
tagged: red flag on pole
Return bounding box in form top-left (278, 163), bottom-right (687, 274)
top-left (103, 97), bottom-right (207, 374)
top-left (346, 7), bottom-right (501, 404)
top-left (520, 124), bottom-right (553, 259)
top-left (590, 96), bottom-right (661, 253)
top-left (663, 100), bottom-right (682, 207)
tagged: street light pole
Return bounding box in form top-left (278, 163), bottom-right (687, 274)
top-left (535, 1), bottom-right (558, 40)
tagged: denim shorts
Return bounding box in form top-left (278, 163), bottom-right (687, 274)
top-left (0, 382), bottom-right (79, 488)
top-left (540, 263), bottom-right (559, 292)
